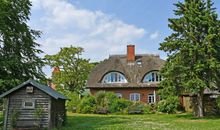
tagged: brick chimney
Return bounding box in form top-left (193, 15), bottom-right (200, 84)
top-left (52, 66), bottom-right (60, 74)
top-left (127, 45), bottom-right (135, 62)
top-left (51, 67), bottom-right (60, 90)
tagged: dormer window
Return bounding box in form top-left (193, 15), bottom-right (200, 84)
top-left (102, 72), bottom-right (128, 83)
top-left (136, 60), bottom-right (142, 65)
top-left (143, 71), bottom-right (162, 83)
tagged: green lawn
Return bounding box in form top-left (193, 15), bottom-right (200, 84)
top-left (61, 112), bottom-right (220, 130)
top-left (1, 112), bottom-right (220, 130)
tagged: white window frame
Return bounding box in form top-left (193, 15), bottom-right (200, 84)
top-left (130, 93), bottom-right (140, 101)
top-left (116, 93), bottom-right (122, 98)
top-left (143, 71), bottom-right (162, 83)
top-left (147, 93), bottom-right (155, 104)
top-left (102, 72), bottom-right (128, 83)
top-left (22, 99), bottom-right (35, 109)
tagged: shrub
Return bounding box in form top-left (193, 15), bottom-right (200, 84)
top-left (66, 92), bottom-right (80, 112)
top-left (10, 108), bottom-right (20, 128)
top-left (56, 88), bottom-right (80, 112)
top-left (143, 104), bottom-right (154, 114)
top-left (156, 96), bottom-right (180, 114)
top-left (95, 91), bottom-right (119, 114)
top-left (128, 102), bottom-right (144, 114)
top-left (109, 98), bottom-right (132, 113)
top-left (77, 95), bottom-right (96, 114)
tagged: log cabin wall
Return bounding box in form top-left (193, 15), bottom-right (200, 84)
top-left (5, 85), bottom-right (50, 130)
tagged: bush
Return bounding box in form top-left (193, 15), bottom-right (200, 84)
top-left (128, 102), bottom-right (145, 114)
top-left (77, 91), bottom-right (156, 114)
top-left (156, 96), bottom-right (180, 114)
top-left (109, 98), bottom-right (132, 113)
top-left (143, 104), bottom-right (154, 114)
top-left (56, 88), bottom-right (80, 112)
top-left (66, 92), bottom-right (80, 112)
top-left (95, 91), bottom-right (119, 114)
top-left (77, 95), bottom-right (96, 114)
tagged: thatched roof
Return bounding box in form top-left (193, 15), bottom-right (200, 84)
top-left (87, 54), bottom-right (165, 88)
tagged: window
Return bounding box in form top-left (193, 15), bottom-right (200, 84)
top-left (116, 93), bottom-right (122, 98)
top-left (26, 86), bottom-right (34, 93)
top-left (136, 60), bottom-right (142, 66)
top-left (143, 71), bottom-right (162, 83)
top-left (102, 72), bottom-right (127, 83)
top-left (22, 99), bottom-right (35, 109)
top-left (130, 93), bottom-right (140, 101)
top-left (148, 94), bottom-right (155, 104)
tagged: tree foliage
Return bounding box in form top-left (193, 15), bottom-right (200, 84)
top-left (159, 0), bottom-right (220, 117)
top-left (45, 46), bottom-right (94, 94)
top-left (0, 0), bottom-right (45, 93)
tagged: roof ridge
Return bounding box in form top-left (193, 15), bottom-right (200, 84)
top-left (0, 79), bottom-right (69, 100)
top-left (109, 54), bottom-right (160, 58)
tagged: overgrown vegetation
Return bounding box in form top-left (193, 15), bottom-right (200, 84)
top-left (77, 95), bottom-right (96, 114)
top-left (76, 92), bottom-right (176, 114)
top-left (57, 88), bottom-right (81, 112)
top-left (157, 96), bottom-right (180, 114)
top-left (10, 108), bottom-right (20, 129)
top-left (34, 106), bottom-right (44, 129)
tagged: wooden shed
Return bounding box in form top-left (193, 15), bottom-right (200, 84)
top-left (0, 79), bottom-right (69, 130)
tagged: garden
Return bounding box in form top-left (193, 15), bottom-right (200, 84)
top-left (54, 91), bottom-right (220, 130)
top-left (67, 91), bottom-right (180, 115)
top-left (1, 91), bottom-right (220, 130)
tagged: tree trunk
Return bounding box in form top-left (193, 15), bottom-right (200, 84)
top-left (196, 90), bottom-right (204, 118)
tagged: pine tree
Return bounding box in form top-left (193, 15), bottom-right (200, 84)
top-left (159, 0), bottom-right (220, 117)
top-left (0, 0), bottom-right (45, 93)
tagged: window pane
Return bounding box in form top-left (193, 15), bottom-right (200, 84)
top-left (156, 73), bottom-right (159, 81)
top-left (152, 73), bottom-right (155, 81)
top-left (130, 93), bottom-right (140, 101)
top-left (148, 94), bottom-right (154, 104)
top-left (23, 99), bottom-right (35, 109)
top-left (143, 71), bottom-right (162, 83)
top-left (25, 102), bottom-right (33, 107)
top-left (102, 72), bottom-right (127, 83)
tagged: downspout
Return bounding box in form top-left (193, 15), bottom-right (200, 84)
top-left (154, 90), bottom-right (156, 103)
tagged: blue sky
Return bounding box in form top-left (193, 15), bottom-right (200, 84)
top-left (29, 0), bottom-right (220, 76)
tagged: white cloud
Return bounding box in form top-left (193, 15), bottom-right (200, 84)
top-left (150, 31), bottom-right (160, 40)
top-left (30, 0), bottom-right (146, 62)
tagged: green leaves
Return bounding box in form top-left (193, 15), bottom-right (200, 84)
top-left (159, 0), bottom-right (220, 116)
top-left (0, 0), bottom-right (45, 93)
top-left (45, 46), bottom-right (94, 94)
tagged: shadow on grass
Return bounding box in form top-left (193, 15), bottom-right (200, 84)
top-left (63, 114), bottom-right (130, 130)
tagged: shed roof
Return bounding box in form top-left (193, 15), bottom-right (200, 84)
top-left (0, 79), bottom-right (69, 100)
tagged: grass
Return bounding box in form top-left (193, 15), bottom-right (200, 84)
top-left (60, 112), bottom-right (220, 130)
top-left (1, 112), bottom-right (220, 130)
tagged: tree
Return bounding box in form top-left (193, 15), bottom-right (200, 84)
top-left (159, 0), bottom-right (220, 117)
top-left (0, 0), bottom-right (45, 93)
top-left (45, 46), bottom-right (94, 94)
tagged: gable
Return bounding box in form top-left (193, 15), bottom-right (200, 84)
top-left (0, 79), bottom-right (68, 100)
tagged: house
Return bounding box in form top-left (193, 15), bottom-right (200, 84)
top-left (87, 45), bottom-right (165, 103)
top-left (0, 79), bottom-right (68, 130)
